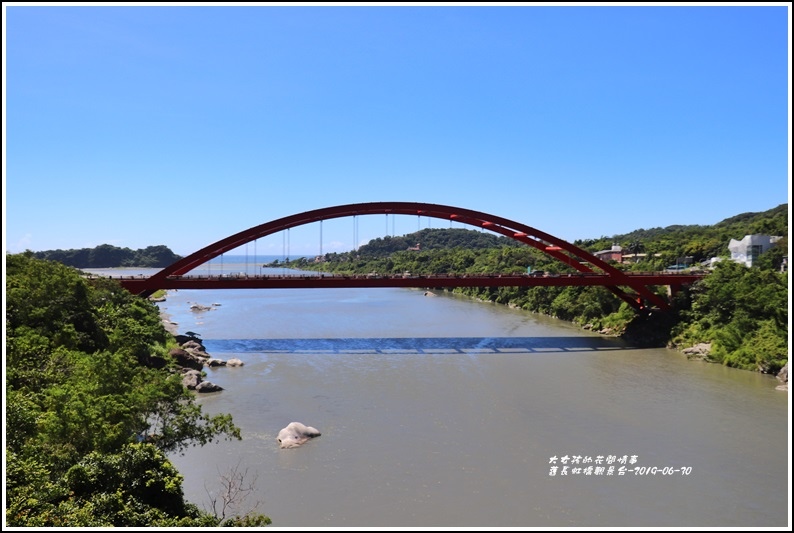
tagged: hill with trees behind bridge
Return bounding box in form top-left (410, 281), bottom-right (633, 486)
top-left (285, 203), bottom-right (788, 375)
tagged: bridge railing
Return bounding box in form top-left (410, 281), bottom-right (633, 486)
top-left (85, 269), bottom-right (706, 282)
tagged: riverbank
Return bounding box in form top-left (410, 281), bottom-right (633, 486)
top-left (159, 308), bottom-right (180, 336)
top-left (161, 316), bottom-right (179, 335)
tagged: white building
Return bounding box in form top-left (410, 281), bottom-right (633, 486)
top-left (727, 234), bottom-right (782, 267)
top-left (593, 244), bottom-right (622, 262)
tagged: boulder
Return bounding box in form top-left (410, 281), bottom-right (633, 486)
top-left (682, 343), bottom-right (712, 360)
top-left (174, 334), bottom-right (204, 348)
top-left (181, 339), bottom-right (205, 351)
top-left (277, 422), bottom-right (321, 449)
top-left (195, 381), bottom-right (224, 393)
top-left (182, 369), bottom-right (202, 390)
top-left (776, 362), bottom-right (788, 392)
top-left (169, 348), bottom-right (204, 370)
top-left (226, 358), bottom-right (245, 367)
top-left (181, 340), bottom-right (210, 358)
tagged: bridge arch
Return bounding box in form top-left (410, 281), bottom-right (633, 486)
top-left (145, 202), bottom-right (668, 310)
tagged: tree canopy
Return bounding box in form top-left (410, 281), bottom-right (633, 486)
top-left (5, 253), bottom-right (269, 527)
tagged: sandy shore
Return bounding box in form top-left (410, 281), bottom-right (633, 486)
top-left (155, 294), bottom-right (180, 335)
top-left (161, 313), bottom-right (179, 336)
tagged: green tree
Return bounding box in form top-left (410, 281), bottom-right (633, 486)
top-left (671, 260), bottom-right (788, 372)
top-left (5, 254), bottom-right (258, 527)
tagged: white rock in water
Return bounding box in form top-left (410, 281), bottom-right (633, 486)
top-left (277, 421), bottom-right (321, 449)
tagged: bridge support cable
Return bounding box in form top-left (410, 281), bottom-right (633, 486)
top-left (282, 230), bottom-right (289, 275)
top-left (132, 202), bottom-right (693, 309)
top-left (353, 215), bottom-right (356, 252)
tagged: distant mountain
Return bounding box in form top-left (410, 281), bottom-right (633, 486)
top-left (32, 244), bottom-right (182, 268)
top-left (610, 204), bottom-right (788, 242)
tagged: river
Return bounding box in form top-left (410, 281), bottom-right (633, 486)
top-left (89, 264), bottom-right (790, 527)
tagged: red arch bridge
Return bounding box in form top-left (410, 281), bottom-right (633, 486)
top-left (117, 202), bottom-right (705, 312)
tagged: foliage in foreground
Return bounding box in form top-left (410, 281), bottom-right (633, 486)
top-left (5, 253), bottom-right (269, 527)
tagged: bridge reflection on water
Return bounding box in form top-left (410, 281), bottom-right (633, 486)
top-left (203, 336), bottom-right (635, 355)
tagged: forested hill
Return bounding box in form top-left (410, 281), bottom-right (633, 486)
top-left (574, 203), bottom-right (788, 263)
top-left (32, 244), bottom-right (182, 268)
top-left (598, 203), bottom-right (787, 242)
top-left (327, 203), bottom-right (788, 266)
top-left (356, 227), bottom-right (516, 257)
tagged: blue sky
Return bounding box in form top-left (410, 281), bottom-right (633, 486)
top-left (4, 3), bottom-right (791, 258)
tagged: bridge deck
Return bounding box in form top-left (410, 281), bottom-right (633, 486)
top-left (112, 272), bottom-right (704, 292)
